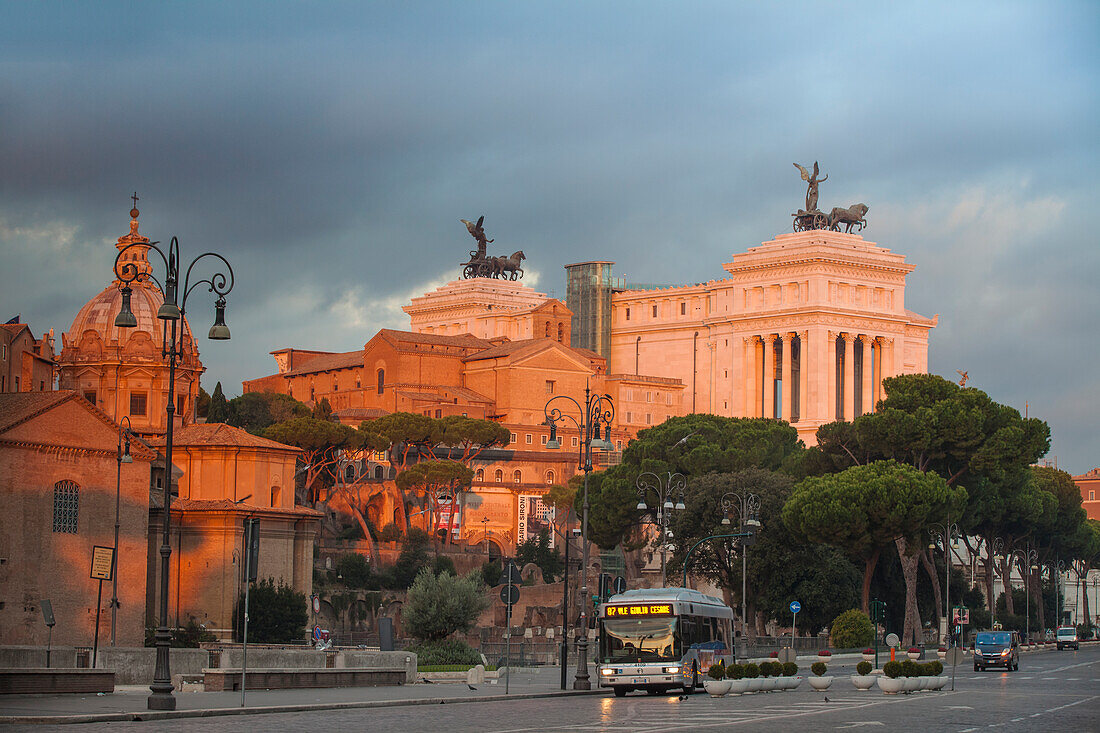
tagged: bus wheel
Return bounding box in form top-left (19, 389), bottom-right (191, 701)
top-left (614, 687), bottom-right (628, 697)
top-left (682, 662), bottom-right (698, 694)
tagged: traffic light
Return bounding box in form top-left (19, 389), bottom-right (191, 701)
top-left (598, 573), bottom-right (612, 602)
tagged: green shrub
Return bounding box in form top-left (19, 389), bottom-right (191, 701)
top-left (900, 659), bottom-right (918, 677)
top-left (811, 661), bottom-right (827, 676)
top-left (759, 661), bottom-right (773, 677)
top-left (743, 663), bottom-right (760, 679)
top-left (432, 555), bottom-right (457, 577)
top-left (829, 609), bottom-right (874, 649)
top-left (481, 559), bottom-right (502, 587)
top-left (883, 660), bottom-right (903, 679)
top-left (404, 568), bottom-right (489, 642)
top-left (782, 662), bottom-right (797, 676)
top-left (727, 663), bottom-right (745, 680)
top-left (409, 638), bottom-right (483, 666)
top-left (707, 660), bottom-right (726, 680)
top-left (233, 578), bottom-right (308, 643)
top-left (380, 523), bottom-right (402, 542)
top-left (928, 660), bottom-right (943, 675)
top-left (334, 553), bottom-right (374, 589)
top-left (856, 660), bottom-right (872, 675)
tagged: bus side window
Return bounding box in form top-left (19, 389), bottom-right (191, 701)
top-left (682, 616), bottom-right (697, 647)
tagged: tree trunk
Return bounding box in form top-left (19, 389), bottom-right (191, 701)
top-left (1082, 574), bottom-right (1091, 628)
top-left (895, 537), bottom-right (922, 647)
top-left (921, 546), bottom-right (943, 625)
top-left (862, 547), bottom-right (881, 614)
top-left (1003, 557), bottom-right (1016, 617)
top-left (1035, 570), bottom-right (1046, 632)
top-left (348, 504), bottom-right (378, 561)
top-left (985, 540), bottom-right (996, 616)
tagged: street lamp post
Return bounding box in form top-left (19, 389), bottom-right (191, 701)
top-left (635, 472), bottom-right (686, 587)
top-left (544, 383), bottom-right (614, 691)
top-left (929, 521), bottom-right (959, 645)
top-left (114, 235), bottom-right (234, 710)
top-left (481, 516), bottom-right (490, 556)
top-left (111, 417), bottom-right (133, 647)
top-left (719, 491), bottom-right (761, 648)
top-left (1009, 545), bottom-right (1038, 644)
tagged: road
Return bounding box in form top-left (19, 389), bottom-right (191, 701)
top-left (17, 646), bottom-right (1100, 732)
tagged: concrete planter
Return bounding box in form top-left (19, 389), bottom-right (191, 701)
top-left (779, 676), bottom-right (800, 690)
top-left (703, 679), bottom-right (731, 697)
top-left (850, 674), bottom-right (876, 690)
top-left (808, 675), bottom-right (833, 691)
top-left (759, 677), bottom-right (778, 692)
top-left (745, 678), bottom-right (764, 693)
top-left (902, 677), bottom-right (922, 692)
top-left (728, 679), bottom-right (750, 695)
top-left (877, 676), bottom-right (904, 694)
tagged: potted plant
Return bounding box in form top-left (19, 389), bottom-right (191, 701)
top-left (742, 662), bottom-right (762, 693)
top-left (927, 660), bottom-right (946, 690)
top-left (781, 661), bottom-right (800, 690)
top-left (760, 661), bottom-right (779, 691)
top-left (851, 660), bottom-right (875, 690)
top-left (936, 645), bottom-right (947, 660)
top-left (878, 660), bottom-right (904, 694)
top-left (817, 649), bottom-right (832, 659)
top-left (906, 646), bottom-right (922, 660)
top-left (860, 648), bottom-right (875, 662)
top-left (808, 661), bottom-right (833, 691)
top-left (899, 659), bottom-right (920, 691)
top-left (727, 663), bottom-right (749, 695)
top-left (703, 661), bottom-right (731, 697)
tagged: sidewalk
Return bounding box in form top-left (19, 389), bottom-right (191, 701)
top-left (0, 666), bottom-right (602, 725)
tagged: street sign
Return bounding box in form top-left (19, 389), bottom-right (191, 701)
top-left (952, 606), bottom-right (969, 625)
top-left (498, 560), bottom-right (521, 586)
top-left (885, 633), bottom-right (900, 648)
top-left (500, 584), bottom-right (520, 606)
top-left (945, 648), bottom-right (966, 666)
top-left (789, 601), bottom-right (801, 614)
top-left (312, 594), bottom-right (321, 613)
top-left (41, 599), bottom-right (55, 627)
top-left (90, 546), bottom-right (114, 581)
top-left (613, 576), bottom-right (627, 594)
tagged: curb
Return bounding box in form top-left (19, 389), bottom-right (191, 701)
top-left (0, 688), bottom-right (608, 726)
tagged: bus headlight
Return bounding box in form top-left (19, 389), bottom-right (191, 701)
top-left (663, 666), bottom-right (680, 674)
top-left (601, 668), bottom-right (616, 676)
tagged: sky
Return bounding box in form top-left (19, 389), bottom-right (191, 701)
top-left (1, 1), bottom-right (1096, 473)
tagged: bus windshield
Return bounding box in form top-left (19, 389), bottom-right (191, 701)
top-left (601, 617), bottom-right (680, 663)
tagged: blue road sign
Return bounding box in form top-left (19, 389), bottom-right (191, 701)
top-left (790, 601), bottom-right (801, 614)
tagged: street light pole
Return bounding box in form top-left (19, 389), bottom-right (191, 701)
top-left (111, 417), bottom-right (133, 647)
top-left (720, 491), bottom-right (761, 646)
top-left (635, 472), bottom-right (686, 587)
top-left (544, 382), bottom-right (614, 691)
top-left (1009, 545), bottom-right (1038, 643)
top-left (114, 234), bottom-right (234, 711)
top-left (929, 521), bottom-right (959, 645)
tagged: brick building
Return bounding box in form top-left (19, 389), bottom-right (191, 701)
top-left (0, 319), bottom-right (56, 394)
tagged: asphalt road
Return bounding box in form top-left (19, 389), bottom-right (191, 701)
top-left (16, 646), bottom-right (1100, 732)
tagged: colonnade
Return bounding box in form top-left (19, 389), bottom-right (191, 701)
top-left (740, 330), bottom-right (897, 425)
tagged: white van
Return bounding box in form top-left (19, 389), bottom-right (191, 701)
top-left (1056, 626), bottom-right (1079, 650)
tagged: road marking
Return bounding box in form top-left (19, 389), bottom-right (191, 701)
top-left (1043, 694), bottom-right (1100, 714)
top-left (835, 723), bottom-right (885, 728)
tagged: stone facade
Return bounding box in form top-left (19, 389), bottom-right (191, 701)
top-left (608, 230), bottom-right (936, 444)
top-left (0, 322), bottom-right (56, 394)
top-left (0, 392), bottom-right (154, 648)
top-left (404, 278), bottom-right (571, 344)
top-left (1073, 468), bottom-right (1100, 521)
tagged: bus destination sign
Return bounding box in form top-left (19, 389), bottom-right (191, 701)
top-left (604, 604), bottom-right (673, 618)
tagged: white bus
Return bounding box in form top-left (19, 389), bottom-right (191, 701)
top-left (597, 587), bottom-right (735, 697)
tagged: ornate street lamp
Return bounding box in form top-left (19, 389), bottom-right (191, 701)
top-left (635, 472), bottom-right (686, 587)
top-left (1009, 545), bottom-right (1038, 643)
top-left (720, 491), bottom-right (761, 646)
top-left (544, 383), bottom-right (614, 691)
top-left (114, 234), bottom-right (234, 710)
top-left (111, 416), bottom-right (133, 647)
top-left (928, 520), bottom-right (960, 646)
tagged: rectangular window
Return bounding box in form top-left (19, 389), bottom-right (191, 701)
top-left (525, 434), bottom-right (533, 444)
top-left (545, 380), bottom-right (555, 394)
top-left (652, 305), bottom-right (657, 317)
top-left (130, 392), bottom-right (147, 416)
top-left (626, 411), bottom-right (632, 423)
top-left (646, 414), bottom-right (652, 424)
top-left (1091, 491), bottom-right (1096, 501)
top-left (681, 302), bottom-right (686, 315)
top-left (83, 391), bottom-right (97, 405)
top-left (647, 392), bottom-right (652, 402)
top-left (510, 433), bottom-right (517, 443)
top-left (571, 436), bottom-right (578, 448)
top-left (52, 481), bottom-right (79, 534)
top-left (435, 409), bottom-right (442, 418)
top-left (626, 308), bottom-right (630, 321)
top-left (177, 394), bottom-right (186, 417)
top-left (541, 435), bottom-right (548, 445)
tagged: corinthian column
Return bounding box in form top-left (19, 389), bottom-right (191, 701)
top-left (827, 330), bottom-right (838, 421)
top-left (798, 330), bottom-right (809, 425)
top-left (859, 335), bottom-right (874, 416)
top-left (780, 333), bottom-right (793, 423)
top-left (763, 334), bottom-right (776, 419)
top-left (843, 333), bottom-right (856, 422)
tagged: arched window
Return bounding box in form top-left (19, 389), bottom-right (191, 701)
top-left (495, 469), bottom-right (503, 483)
top-left (476, 468), bottom-right (485, 481)
top-left (374, 465), bottom-right (384, 480)
top-left (557, 323), bottom-right (564, 342)
top-left (546, 470), bottom-right (555, 484)
top-left (271, 486), bottom-right (282, 506)
top-left (513, 470), bottom-right (522, 484)
top-left (310, 384), bottom-right (315, 401)
top-left (52, 480), bottom-right (79, 534)
top-left (345, 465), bottom-right (355, 483)
top-left (377, 368), bottom-right (385, 395)
top-left (545, 322), bottom-right (551, 337)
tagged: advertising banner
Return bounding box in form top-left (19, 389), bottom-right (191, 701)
top-left (517, 494), bottom-right (555, 547)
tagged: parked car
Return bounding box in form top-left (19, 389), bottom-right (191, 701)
top-left (973, 630), bottom-right (1020, 671)
top-left (1056, 626), bottom-right (1079, 651)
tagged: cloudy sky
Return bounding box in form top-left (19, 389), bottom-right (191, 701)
top-left (1, 1), bottom-right (1096, 473)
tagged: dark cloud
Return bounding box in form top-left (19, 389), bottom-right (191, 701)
top-left (1, 1), bottom-right (1097, 471)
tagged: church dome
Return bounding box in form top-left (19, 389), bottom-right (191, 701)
top-left (58, 201), bottom-right (203, 434)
